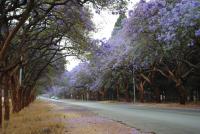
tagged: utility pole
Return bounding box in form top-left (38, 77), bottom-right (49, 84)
top-left (132, 69), bottom-right (136, 103)
top-left (130, 63), bottom-right (136, 104)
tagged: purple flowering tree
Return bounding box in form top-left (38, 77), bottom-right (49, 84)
top-left (57, 0), bottom-right (200, 104)
top-left (121, 0), bottom-right (200, 104)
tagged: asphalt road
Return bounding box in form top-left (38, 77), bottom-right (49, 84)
top-left (40, 97), bottom-right (200, 134)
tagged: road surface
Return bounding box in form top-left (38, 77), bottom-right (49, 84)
top-left (40, 97), bottom-right (200, 134)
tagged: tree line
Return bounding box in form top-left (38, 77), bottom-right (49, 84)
top-left (57, 0), bottom-right (200, 105)
top-left (0, 0), bottom-right (126, 128)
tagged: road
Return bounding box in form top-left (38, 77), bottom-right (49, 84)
top-left (40, 97), bottom-right (200, 134)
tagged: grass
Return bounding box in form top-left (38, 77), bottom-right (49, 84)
top-left (1, 101), bottom-right (66, 134)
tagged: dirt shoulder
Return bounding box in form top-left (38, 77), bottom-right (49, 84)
top-left (134, 102), bottom-right (200, 110)
top-left (2, 100), bottom-right (151, 134)
top-left (100, 101), bottom-right (200, 110)
top-left (50, 101), bottom-right (151, 134)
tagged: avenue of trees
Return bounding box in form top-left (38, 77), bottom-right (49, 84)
top-left (56, 0), bottom-right (200, 105)
top-left (0, 0), bottom-right (127, 128)
top-left (1, 0), bottom-right (200, 129)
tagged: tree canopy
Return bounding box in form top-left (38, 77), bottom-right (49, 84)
top-left (0, 0), bottom-right (128, 127)
top-left (62, 0), bottom-right (200, 104)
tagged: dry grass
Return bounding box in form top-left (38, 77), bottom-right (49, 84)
top-left (1, 101), bottom-right (66, 134)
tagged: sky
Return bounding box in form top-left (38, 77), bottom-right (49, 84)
top-left (65, 0), bottom-right (140, 71)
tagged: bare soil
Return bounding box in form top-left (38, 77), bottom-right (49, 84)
top-left (50, 102), bottom-right (151, 134)
top-left (100, 101), bottom-right (200, 110)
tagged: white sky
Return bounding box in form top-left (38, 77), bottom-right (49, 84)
top-left (66, 0), bottom-right (140, 71)
top-left (91, 10), bottom-right (119, 40)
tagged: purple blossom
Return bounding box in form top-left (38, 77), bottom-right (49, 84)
top-left (195, 29), bottom-right (200, 37)
top-left (128, 10), bottom-right (134, 17)
top-left (61, 0), bottom-right (200, 95)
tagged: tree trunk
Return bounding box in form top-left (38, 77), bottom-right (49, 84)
top-left (102, 87), bottom-right (106, 100)
top-left (155, 87), bottom-right (161, 103)
top-left (125, 81), bottom-right (130, 102)
top-left (30, 89), bottom-right (36, 103)
top-left (4, 74), bottom-right (10, 121)
top-left (11, 87), bottom-right (18, 113)
top-left (177, 85), bottom-right (187, 105)
top-left (97, 91), bottom-right (101, 101)
top-left (24, 89), bottom-right (29, 107)
top-left (0, 84), bottom-right (2, 128)
top-left (21, 89), bottom-right (27, 109)
top-left (139, 82), bottom-right (144, 103)
top-left (16, 86), bottom-right (23, 112)
top-left (116, 81), bottom-right (120, 101)
top-left (10, 75), bottom-right (18, 113)
top-left (167, 67), bottom-right (187, 104)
